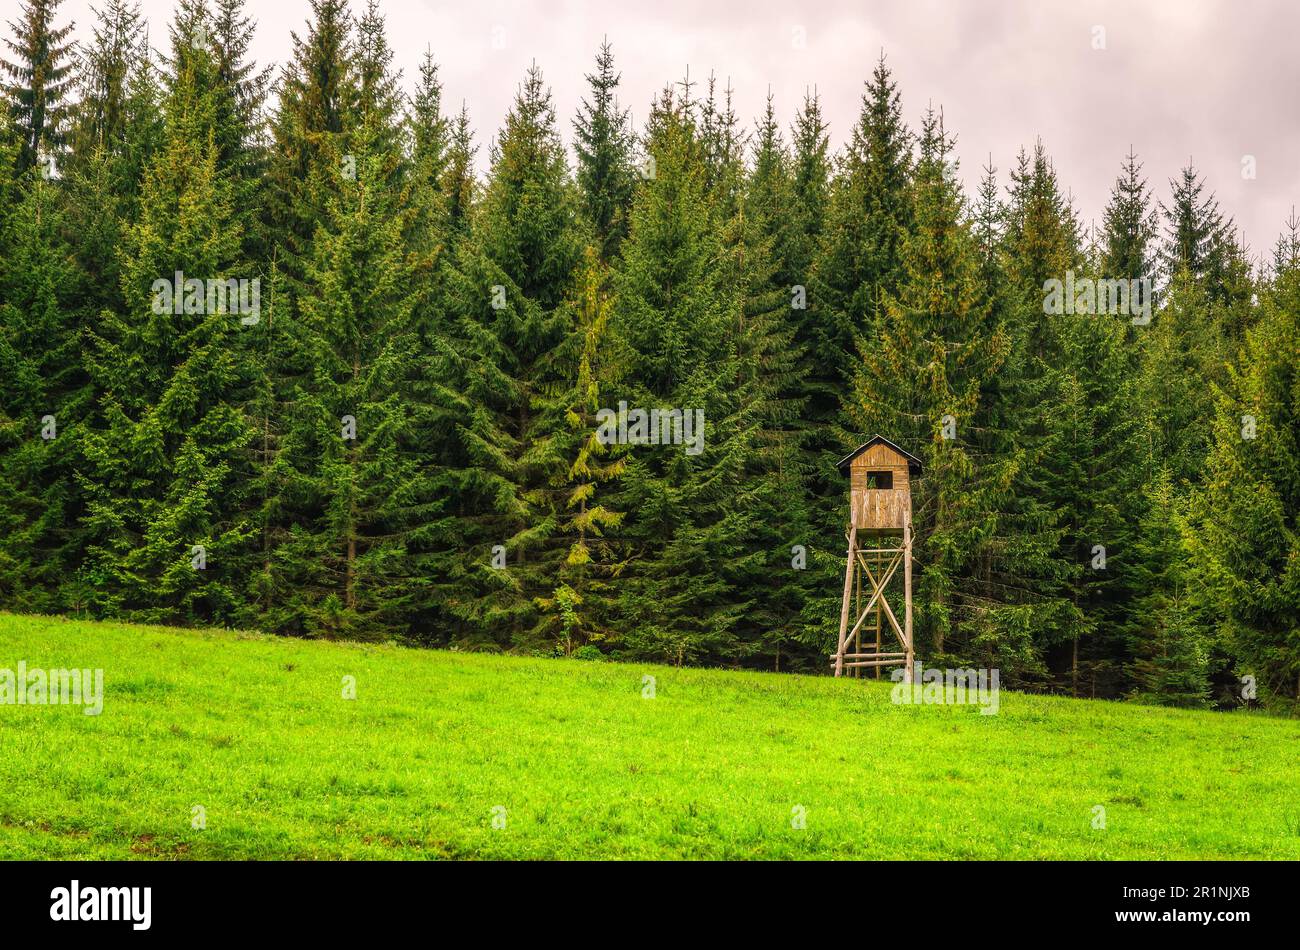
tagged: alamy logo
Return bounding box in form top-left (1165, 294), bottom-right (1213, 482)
top-left (1042, 270), bottom-right (1152, 325)
top-left (151, 270), bottom-right (261, 325)
top-left (890, 662), bottom-right (1000, 715)
top-left (50, 881), bottom-right (151, 931)
top-left (0, 662), bottom-right (103, 716)
top-left (595, 401), bottom-right (705, 456)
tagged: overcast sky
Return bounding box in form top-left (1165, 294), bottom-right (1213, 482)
top-left (56, 0), bottom-right (1300, 260)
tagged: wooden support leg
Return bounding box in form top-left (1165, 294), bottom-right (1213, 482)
top-left (904, 513), bottom-right (914, 685)
top-left (874, 546), bottom-right (882, 680)
top-left (835, 525), bottom-right (857, 677)
top-left (853, 553), bottom-right (862, 678)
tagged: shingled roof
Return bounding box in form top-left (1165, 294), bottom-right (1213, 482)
top-left (835, 435), bottom-right (924, 476)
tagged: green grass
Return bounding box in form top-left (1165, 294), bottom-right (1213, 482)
top-left (1, 612), bottom-right (1297, 859)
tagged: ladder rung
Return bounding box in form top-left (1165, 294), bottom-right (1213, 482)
top-left (836, 659), bottom-right (907, 668)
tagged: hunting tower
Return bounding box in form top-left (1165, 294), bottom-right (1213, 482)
top-left (832, 436), bottom-right (921, 681)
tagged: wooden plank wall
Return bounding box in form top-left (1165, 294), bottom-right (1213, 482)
top-left (849, 445), bottom-right (910, 531)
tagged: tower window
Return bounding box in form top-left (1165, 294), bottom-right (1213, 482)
top-left (865, 470), bottom-right (893, 490)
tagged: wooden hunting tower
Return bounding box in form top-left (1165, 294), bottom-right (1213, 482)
top-left (832, 436), bottom-right (922, 680)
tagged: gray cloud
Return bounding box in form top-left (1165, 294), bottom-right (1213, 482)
top-left (61, 0), bottom-right (1300, 257)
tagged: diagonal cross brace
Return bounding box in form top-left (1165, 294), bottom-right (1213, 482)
top-left (857, 553), bottom-right (910, 651)
top-left (835, 552), bottom-right (901, 658)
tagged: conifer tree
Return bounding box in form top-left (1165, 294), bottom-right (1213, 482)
top-left (1101, 147), bottom-right (1158, 352)
top-left (847, 108), bottom-right (1011, 664)
top-left (605, 89), bottom-right (741, 664)
top-left (815, 54), bottom-right (912, 384)
top-left (783, 88), bottom-right (840, 561)
top-left (164, 0), bottom-right (270, 265)
top-left (1048, 266), bottom-right (1153, 695)
top-left (806, 56), bottom-right (915, 636)
top-left (0, 160), bottom-right (82, 611)
top-left (746, 91), bottom-right (794, 281)
top-left (440, 102), bottom-right (476, 238)
top-left (1128, 470), bottom-right (1209, 708)
top-left (1, 0), bottom-right (74, 173)
top-left (69, 0), bottom-right (142, 157)
top-left (404, 48), bottom-right (452, 342)
top-left (972, 158), bottom-right (1004, 301)
top-left (210, 0), bottom-right (271, 179)
top-left (573, 39), bottom-right (634, 261)
top-left (787, 89), bottom-right (831, 287)
top-left (1272, 208), bottom-right (1300, 277)
top-left (1101, 148), bottom-right (1158, 284)
top-left (354, 0), bottom-right (403, 178)
top-left (533, 250), bottom-right (628, 653)
top-left (77, 35), bottom-right (256, 623)
top-left (259, 109), bottom-right (425, 638)
top-left (805, 59), bottom-right (915, 650)
top-left (1160, 163), bottom-right (1235, 303)
top-left (426, 64), bottom-right (582, 648)
top-left (417, 234), bottom-right (522, 647)
top-left (1188, 263), bottom-right (1300, 710)
top-left (408, 47), bottom-right (449, 235)
top-left (994, 141), bottom-right (1086, 684)
top-left (64, 24), bottom-right (163, 325)
top-left (1137, 268), bottom-right (1226, 487)
top-left (722, 91), bottom-right (812, 670)
top-left (264, 0), bottom-right (357, 293)
top-left (0, 111), bottom-right (19, 230)
top-left (697, 72), bottom-right (746, 216)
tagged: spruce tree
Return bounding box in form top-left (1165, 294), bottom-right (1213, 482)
top-left (427, 64), bottom-right (582, 649)
top-left (354, 0), bottom-right (403, 176)
top-left (1160, 163), bottom-right (1235, 303)
top-left (64, 24), bottom-right (163, 326)
top-left (787, 89), bottom-right (831, 287)
top-left (847, 108), bottom-right (1011, 664)
top-left (1100, 147), bottom-right (1157, 351)
top-left (697, 73), bottom-right (746, 216)
top-left (722, 91), bottom-right (812, 670)
top-left (815, 54), bottom-right (912, 379)
top-left (607, 88), bottom-right (755, 665)
top-left (808, 54), bottom-right (913, 606)
top-left (1101, 148), bottom-right (1157, 284)
top-left (0, 160), bottom-right (82, 611)
top-left (972, 157), bottom-right (1004, 301)
top-left (77, 35), bottom-right (256, 623)
top-left (782, 89), bottom-right (833, 398)
top-left (1188, 262), bottom-right (1300, 710)
top-left (1048, 263), bottom-right (1153, 696)
top-left (573, 38), bottom-right (634, 262)
top-left (532, 250), bottom-right (628, 654)
top-left (407, 46), bottom-right (450, 238)
top-left (441, 102), bottom-right (476, 238)
top-left (746, 91), bottom-right (794, 282)
top-left (995, 141), bottom-right (1086, 685)
top-left (259, 109), bottom-right (426, 638)
top-left (1, 0), bottom-right (74, 173)
top-left (783, 89), bottom-right (841, 592)
top-left (1128, 470), bottom-right (1209, 708)
top-left (1137, 268), bottom-right (1226, 487)
top-left (1272, 208), bottom-right (1300, 277)
top-left (805, 59), bottom-right (914, 657)
top-left (164, 0), bottom-right (269, 267)
top-left (69, 0), bottom-right (142, 157)
top-left (264, 0), bottom-right (357, 294)
top-left (210, 0), bottom-right (272, 179)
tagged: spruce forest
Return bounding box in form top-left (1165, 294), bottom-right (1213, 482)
top-left (1, 0), bottom-right (1297, 712)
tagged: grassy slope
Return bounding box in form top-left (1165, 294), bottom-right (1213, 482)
top-left (1, 612), bottom-right (1297, 860)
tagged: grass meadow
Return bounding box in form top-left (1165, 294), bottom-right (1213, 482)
top-left (1, 611), bottom-right (1297, 859)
